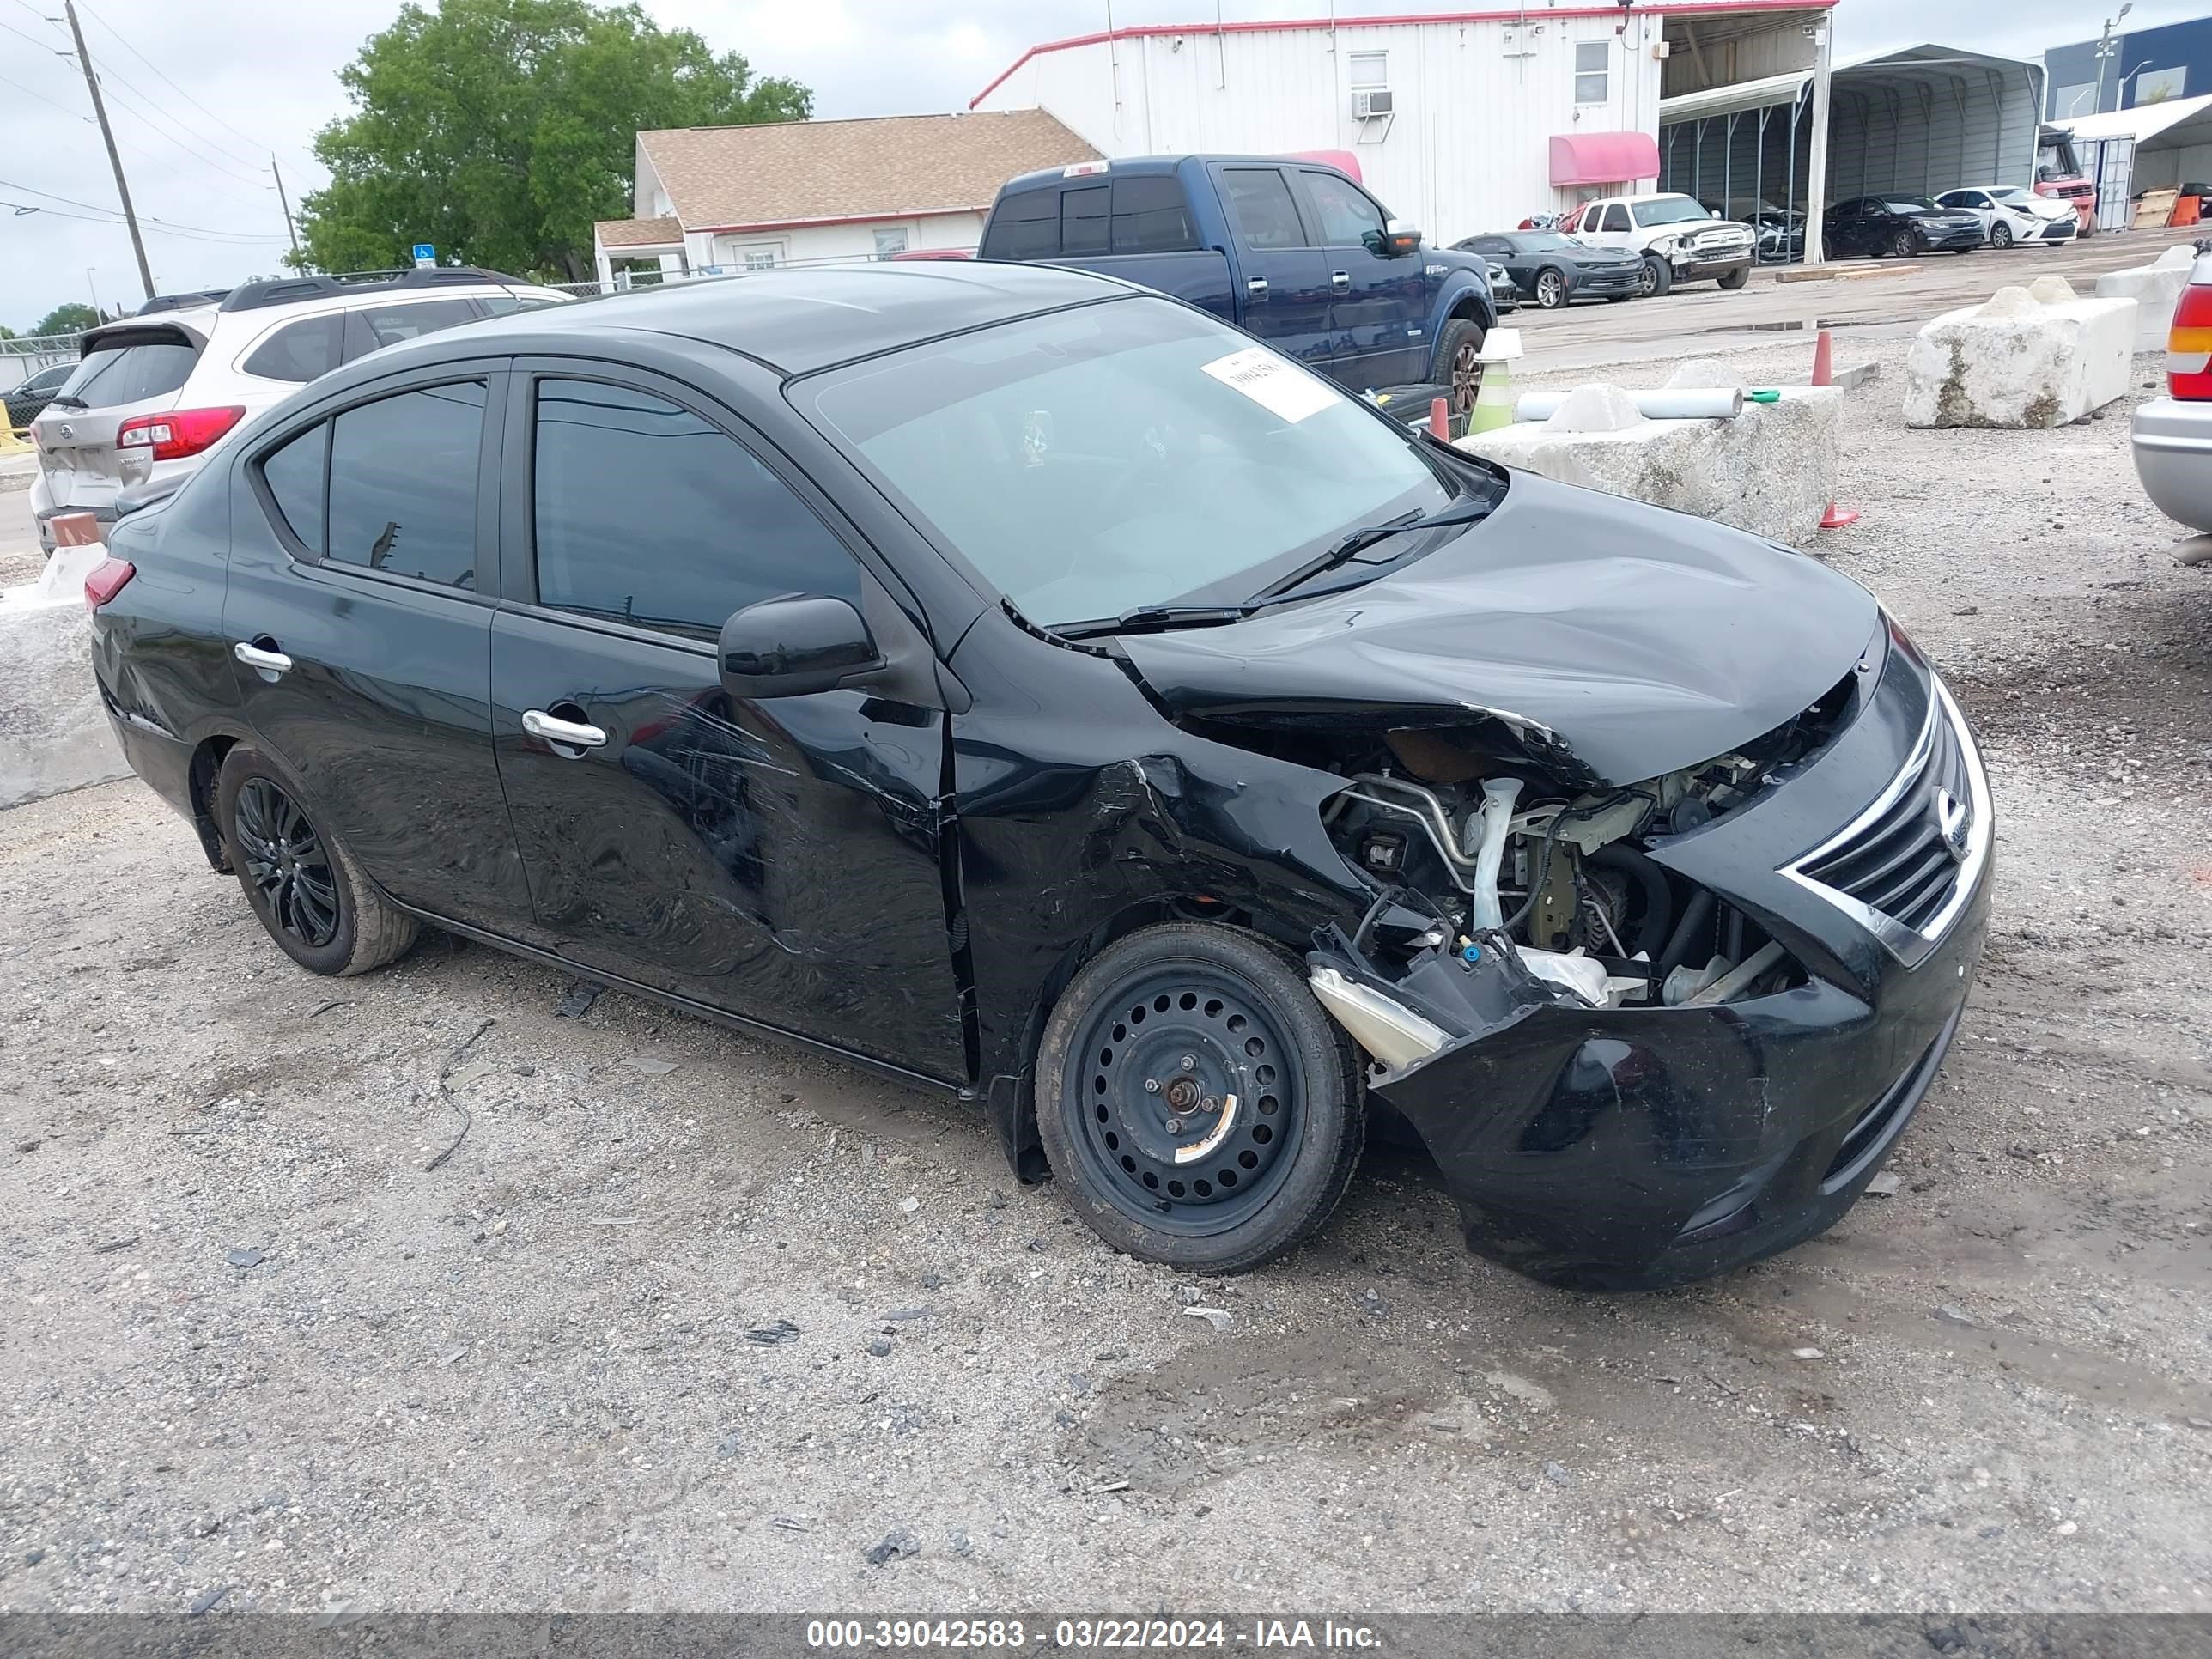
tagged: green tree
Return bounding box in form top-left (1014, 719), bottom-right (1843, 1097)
top-left (294, 0), bottom-right (809, 281)
top-left (31, 302), bottom-right (99, 336)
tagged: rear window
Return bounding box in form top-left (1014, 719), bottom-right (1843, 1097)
top-left (56, 335), bottom-right (201, 410)
top-left (984, 174), bottom-right (1200, 261)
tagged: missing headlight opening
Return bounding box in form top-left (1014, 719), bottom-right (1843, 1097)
top-left (1312, 665), bottom-right (1860, 1025)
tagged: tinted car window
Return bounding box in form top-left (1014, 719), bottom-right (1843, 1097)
top-left (325, 380), bottom-right (485, 588)
top-left (1219, 168), bottom-right (1309, 250)
top-left (56, 338), bottom-right (201, 410)
top-left (1600, 204), bottom-right (1632, 232)
top-left (1303, 172), bottom-right (1384, 246)
top-left (981, 189), bottom-right (1060, 260)
top-left (532, 378), bottom-right (861, 642)
top-left (1110, 175), bottom-right (1197, 253)
top-left (1060, 183), bottom-right (1109, 256)
top-left (259, 423), bottom-right (328, 554)
top-left (478, 294), bottom-right (557, 315)
top-left (241, 313), bottom-right (345, 383)
top-left (352, 298), bottom-right (483, 350)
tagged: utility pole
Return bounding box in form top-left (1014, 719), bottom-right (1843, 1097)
top-left (1804, 10), bottom-right (1833, 267)
top-left (62, 0), bottom-right (153, 301)
top-left (271, 155), bottom-right (301, 266)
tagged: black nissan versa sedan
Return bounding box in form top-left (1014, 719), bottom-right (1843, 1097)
top-left (86, 263), bottom-right (1992, 1290)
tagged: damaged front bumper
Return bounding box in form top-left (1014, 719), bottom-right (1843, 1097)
top-left (1312, 641), bottom-right (1994, 1291)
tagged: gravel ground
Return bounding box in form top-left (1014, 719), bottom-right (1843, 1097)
top-left (1, 340), bottom-right (2208, 1619)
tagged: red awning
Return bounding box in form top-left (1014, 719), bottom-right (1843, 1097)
top-left (1549, 131), bottom-right (1661, 188)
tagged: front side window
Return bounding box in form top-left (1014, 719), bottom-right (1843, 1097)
top-left (325, 380), bottom-right (485, 588)
top-left (532, 378), bottom-right (861, 642)
top-left (241, 313), bottom-right (345, 383)
top-left (1219, 167), bottom-right (1309, 251)
top-left (801, 299), bottom-right (1463, 630)
top-left (1575, 40), bottom-right (1608, 104)
top-left (1302, 172), bottom-right (1385, 247)
top-left (1600, 204), bottom-right (1631, 232)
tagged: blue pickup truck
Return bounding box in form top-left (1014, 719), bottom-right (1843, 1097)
top-left (977, 155), bottom-right (1498, 411)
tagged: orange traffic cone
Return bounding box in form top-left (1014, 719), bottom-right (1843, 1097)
top-left (1430, 397), bottom-right (1451, 441)
top-left (1813, 329), bottom-right (1859, 530)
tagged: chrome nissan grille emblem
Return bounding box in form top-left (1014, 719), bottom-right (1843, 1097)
top-left (1934, 788), bottom-right (1972, 863)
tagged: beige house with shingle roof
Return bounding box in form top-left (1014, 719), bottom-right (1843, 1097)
top-left (592, 110), bottom-right (1099, 286)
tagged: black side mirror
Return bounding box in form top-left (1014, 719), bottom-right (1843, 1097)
top-left (718, 593), bottom-right (880, 699)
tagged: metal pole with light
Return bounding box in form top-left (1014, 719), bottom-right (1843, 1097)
top-left (2093, 3), bottom-right (2133, 116)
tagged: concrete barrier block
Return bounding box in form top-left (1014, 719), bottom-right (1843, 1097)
top-left (2096, 246), bottom-right (2200, 351)
top-left (1903, 290), bottom-right (2137, 428)
top-left (1459, 383), bottom-right (1842, 547)
top-left (0, 590), bottom-right (128, 810)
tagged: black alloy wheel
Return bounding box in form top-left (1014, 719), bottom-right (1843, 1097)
top-left (233, 777), bottom-right (340, 950)
top-left (1891, 228), bottom-right (1919, 258)
top-left (1063, 964), bottom-right (1305, 1237)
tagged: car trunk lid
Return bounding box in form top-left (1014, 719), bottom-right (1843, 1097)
top-left (33, 318), bottom-right (208, 512)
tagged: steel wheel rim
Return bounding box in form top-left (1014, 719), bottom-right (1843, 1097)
top-left (1538, 270), bottom-right (1565, 307)
top-left (1450, 340), bottom-right (1483, 412)
top-left (1063, 963), bottom-right (1306, 1237)
top-left (235, 778), bottom-right (340, 949)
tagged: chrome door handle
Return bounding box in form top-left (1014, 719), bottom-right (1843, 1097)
top-left (1246, 276), bottom-right (1269, 301)
top-left (233, 641), bottom-right (292, 674)
top-left (1331, 270), bottom-right (1351, 289)
top-left (522, 708), bottom-right (608, 750)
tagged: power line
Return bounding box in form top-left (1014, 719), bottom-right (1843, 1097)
top-left (0, 176), bottom-right (283, 240)
top-left (2, 196), bottom-right (288, 246)
top-left (96, 78), bottom-right (276, 190)
top-left (76, 0), bottom-right (310, 173)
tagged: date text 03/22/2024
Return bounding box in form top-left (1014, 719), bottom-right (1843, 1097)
top-left (805, 1619), bottom-right (1385, 1649)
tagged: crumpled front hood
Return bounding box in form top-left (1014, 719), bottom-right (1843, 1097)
top-left (1119, 470), bottom-right (1881, 786)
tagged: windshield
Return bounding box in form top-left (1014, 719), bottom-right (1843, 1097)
top-left (800, 299), bottom-right (1456, 629)
top-left (1513, 233), bottom-right (1578, 252)
top-left (1885, 198), bottom-right (1939, 213)
top-left (1634, 197), bottom-right (1712, 226)
top-left (56, 336), bottom-right (200, 410)
top-left (1990, 187), bottom-right (2039, 204)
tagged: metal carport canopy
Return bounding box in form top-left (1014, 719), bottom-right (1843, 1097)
top-left (1660, 43), bottom-right (2047, 206)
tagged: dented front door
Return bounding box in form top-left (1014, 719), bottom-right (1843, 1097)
top-left (489, 611), bottom-right (965, 1080)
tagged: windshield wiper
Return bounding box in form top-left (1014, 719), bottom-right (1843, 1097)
top-left (46, 395), bottom-right (87, 410)
top-left (1245, 497), bottom-right (1496, 606)
top-left (1053, 604), bottom-right (1257, 641)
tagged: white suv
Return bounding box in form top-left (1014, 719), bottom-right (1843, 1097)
top-left (1565, 192), bottom-right (1755, 297)
top-left (29, 268), bottom-right (568, 553)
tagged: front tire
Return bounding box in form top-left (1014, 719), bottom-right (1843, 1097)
top-left (1534, 267), bottom-right (1569, 308)
top-left (1034, 923), bottom-right (1363, 1274)
top-left (1891, 228), bottom-right (1920, 258)
top-left (1640, 254), bottom-right (1674, 297)
top-left (1433, 317), bottom-right (1486, 416)
top-left (1717, 264), bottom-right (1750, 290)
top-left (217, 746), bottom-right (418, 977)
top-left (1990, 221), bottom-right (2014, 250)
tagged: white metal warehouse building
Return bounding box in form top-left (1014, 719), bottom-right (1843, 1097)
top-left (970, 2), bottom-right (1838, 244)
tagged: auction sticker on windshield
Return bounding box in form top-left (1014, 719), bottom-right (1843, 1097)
top-left (1200, 346), bottom-right (1337, 424)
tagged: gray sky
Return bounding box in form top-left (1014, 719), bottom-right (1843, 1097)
top-left (0, 0), bottom-right (2192, 330)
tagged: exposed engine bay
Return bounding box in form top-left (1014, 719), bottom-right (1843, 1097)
top-left (1309, 668), bottom-right (1858, 1017)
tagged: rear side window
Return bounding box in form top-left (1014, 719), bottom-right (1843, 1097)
top-left (348, 298), bottom-right (483, 355)
top-left (478, 294), bottom-right (558, 315)
top-left (57, 337), bottom-right (201, 410)
top-left (1110, 175), bottom-right (1197, 253)
top-left (241, 314), bottom-right (345, 383)
top-left (1219, 168), bottom-right (1309, 250)
top-left (982, 190), bottom-right (1060, 261)
top-left (1060, 184), bottom-right (1109, 255)
top-left (325, 381), bottom-right (486, 588)
top-left (531, 377), bottom-right (861, 642)
top-left (259, 424), bottom-right (328, 554)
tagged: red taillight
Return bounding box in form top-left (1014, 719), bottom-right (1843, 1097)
top-left (83, 556), bottom-right (136, 611)
top-left (2168, 283), bottom-right (2212, 399)
top-left (115, 404), bottom-right (245, 462)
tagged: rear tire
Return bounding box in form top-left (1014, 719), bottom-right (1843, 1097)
top-left (217, 746), bottom-right (418, 977)
top-left (1034, 923), bottom-right (1364, 1274)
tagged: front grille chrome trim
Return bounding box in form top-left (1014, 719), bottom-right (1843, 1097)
top-left (1778, 673), bottom-right (1992, 967)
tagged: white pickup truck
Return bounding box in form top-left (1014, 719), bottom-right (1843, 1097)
top-left (1562, 191), bottom-right (1756, 297)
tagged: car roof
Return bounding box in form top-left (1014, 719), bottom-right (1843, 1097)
top-left (342, 262), bottom-right (1134, 379)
